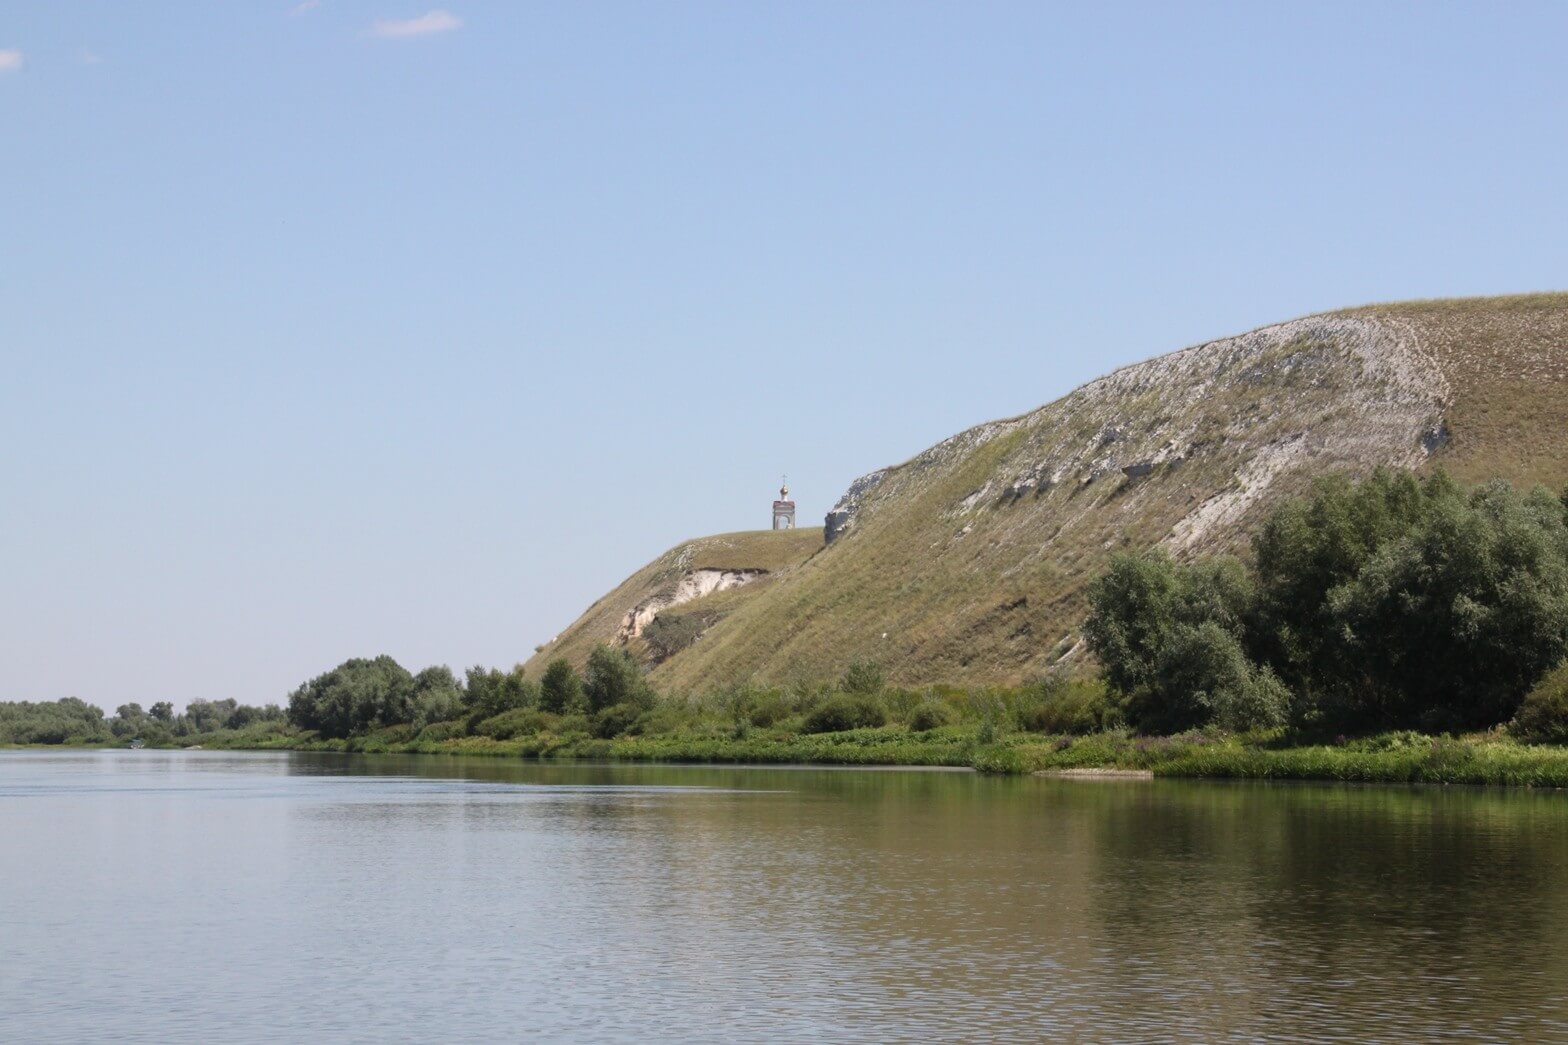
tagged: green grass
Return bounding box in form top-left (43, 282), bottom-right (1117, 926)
top-left (158, 724), bottom-right (1568, 787)
top-left (521, 528), bottom-right (824, 678)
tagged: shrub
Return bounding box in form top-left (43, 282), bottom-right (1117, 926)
top-left (841, 661), bottom-right (885, 695)
top-left (802, 694), bottom-right (887, 733)
top-left (585, 645), bottom-right (655, 713)
top-left (415, 721), bottom-right (463, 743)
top-left (474, 708), bottom-right (555, 740)
top-left (907, 700), bottom-right (957, 732)
top-left (1513, 661), bottom-right (1568, 743)
top-left (592, 703), bottom-right (644, 739)
top-left (1211, 665), bottom-right (1291, 732)
top-left (642, 612), bottom-right (716, 664)
top-left (744, 691), bottom-right (791, 728)
top-left (1019, 677), bottom-right (1118, 735)
top-left (882, 687), bottom-right (922, 723)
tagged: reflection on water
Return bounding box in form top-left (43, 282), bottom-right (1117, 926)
top-left (1, 751), bottom-right (1564, 1042)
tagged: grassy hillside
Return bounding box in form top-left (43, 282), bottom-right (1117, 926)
top-left (523, 528), bottom-right (823, 677)
top-left (1351, 294), bottom-right (1568, 488)
top-left (541, 293), bottom-right (1568, 692)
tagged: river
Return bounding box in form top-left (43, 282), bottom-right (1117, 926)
top-left (1, 750), bottom-right (1564, 1042)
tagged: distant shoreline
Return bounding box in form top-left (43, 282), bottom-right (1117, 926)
top-left (11, 731), bottom-right (1568, 789)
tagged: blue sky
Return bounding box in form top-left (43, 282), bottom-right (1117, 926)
top-left (4, 2), bottom-right (1566, 709)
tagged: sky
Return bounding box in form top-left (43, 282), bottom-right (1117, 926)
top-left (4, 2), bottom-right (1567, 710)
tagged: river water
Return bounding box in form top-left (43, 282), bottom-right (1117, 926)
top-left (1, 750), bottom-right (1565, 1042)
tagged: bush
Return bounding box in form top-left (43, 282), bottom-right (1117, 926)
top-left (592, 703), bottom-right (644, 739)
top-left (1019, 677), bottom-right (1118, 735)
top-left (1211, 665), bottom-right (1291, 732)
top-left (1513, 661), bottom-right (1568, 743)
top-left (743, 691), bottom-right (791, 728)
top-left (630, 702), bottom-right (698, 736)
top-left (415, 721), bottom-right (463, 743)
top-left (841, 661), bottom-right (886, 695)
top-left (642, 612), bottom-right (715, 663)
top-left (907, 700), bottom-right (957, 732)
top-left (584, 645), bottom-right (655, 713)
top-left (802, 694), bottom-right (887, 733)
top-left (474, 708), bottom-right (555, 740)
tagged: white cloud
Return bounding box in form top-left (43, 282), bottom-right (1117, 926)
top-left (290, 0), bottom-right (320, 15)
top-left (372, 9), bottom-right (461, 38)
top-left (0, 50), bottom-right (23, 73)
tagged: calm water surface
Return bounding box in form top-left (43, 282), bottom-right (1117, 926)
top-left (1, 751), bottom-right (1565, 1042)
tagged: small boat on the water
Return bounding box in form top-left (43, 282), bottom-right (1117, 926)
top-left (127, 738), bottom-right (145, 750)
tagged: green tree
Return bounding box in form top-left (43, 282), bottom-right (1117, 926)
top-left (1327, 481), bottom-right (1568, 729)
top-left (539, 658), bottom-right (583, 714)
top-left (461, 666), bottom-right (539, 726)
top-left (0, 699), bottom-right (109, 744)
top-left (584, 645), bottom-right (653, 713)
top-left (411, 665), bottom-right (463, 728)
top-left (1250, 469), bottom-right (1444, 708)
top-left (286, 656), bottom-right (416, 739)
top-left (1089, 470), bottom-right (1568, 735)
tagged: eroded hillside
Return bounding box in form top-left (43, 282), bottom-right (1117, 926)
top-left (542, 293), bottom-right (1568, 692)
top-left (523, 528), bottom-right (823, 677)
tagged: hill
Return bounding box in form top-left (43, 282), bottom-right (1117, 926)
top-left (528, 293), bottom-right (1568, 692)
top-left (526, 528), bottom-right (823, 677)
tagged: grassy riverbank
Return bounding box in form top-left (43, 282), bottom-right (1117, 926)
top-left (11, 691), bottom-right (1568, 787)
top-left (160, 722), bottom-right (1568, 788)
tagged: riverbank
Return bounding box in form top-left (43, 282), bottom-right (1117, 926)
top-left (16, 724), bottom-right (1568, 787)
top-left (147, 725), bottom-right (1568, 787)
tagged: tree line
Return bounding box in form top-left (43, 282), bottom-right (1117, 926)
top-left (0, 697), bottom-right (285, 745)
top-left (284, 646), bottom-right (653, 739)
top-left (1085, 469), bottom-right (1568, 736)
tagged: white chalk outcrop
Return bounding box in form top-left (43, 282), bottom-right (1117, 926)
top-left (617, 569), bottom-right (767, 642)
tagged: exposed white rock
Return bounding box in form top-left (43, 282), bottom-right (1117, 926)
top-left (828, 313), bottom-right (1450, 555)
top-left (617, 569), bottom-right (766, 642)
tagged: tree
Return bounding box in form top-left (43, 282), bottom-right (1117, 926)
top-left (110, 702), bottom-right (147, 738)
top-left (186, 699), bottom-right (238, 733)
top-left (583, 645), bottom-right (653, 713)
top-left (286, 656), bottom-right (416, 739)
top-left (1325, 481), bottom-right (1568, 729)
top-left (0, 699), bottom-right (109, 745)
top-left (1087, 470), bottom-right (1568, 735)
top-left (412, 666), bottom-right (463, 728)
top-left (149, 701), bottom-right (174, 723)
top-left (539, 658), bottom-right (584, 714)
top-left (1251, 469), bottom-right (1446, 709)
top-left (462, 666), bottom-right (538, 723)
top-left (1087, 549), bottom-right (1283, 733)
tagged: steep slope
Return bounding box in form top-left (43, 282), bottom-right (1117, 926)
top-left (524, 528), bottom-right (823, 676)
top-left (542, 293), bottom-right (1568, 692)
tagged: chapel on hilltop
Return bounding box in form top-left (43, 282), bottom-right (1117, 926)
top-left (772, 478), bottom-right (796, 530)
